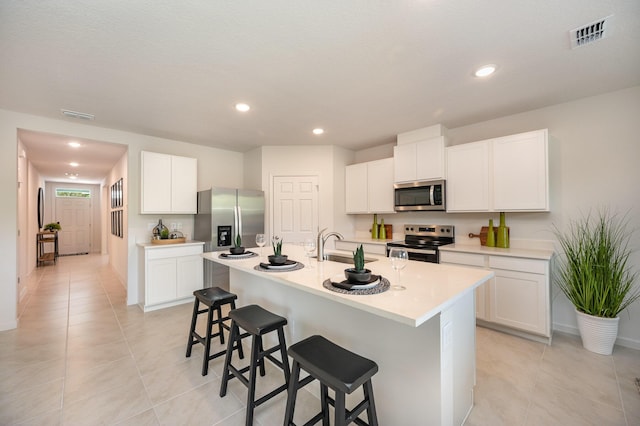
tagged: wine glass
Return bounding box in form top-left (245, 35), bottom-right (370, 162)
top-left (388, 248), bottom-right (408, 291)
top-left (255, 234), bottom-right (265, 258)
top-left (303, 238), bottom-right (316, 268)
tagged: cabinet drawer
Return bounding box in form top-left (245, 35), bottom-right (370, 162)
top-left (147, 245), bottom-right (203, 260)
top-left (489, 256), bottom-right (546, 274)
top-left (440, 251), bottom-right (485, 267)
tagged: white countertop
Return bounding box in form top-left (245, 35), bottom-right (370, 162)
top-left (203, 244), bottom-right (493, 328)
top-left (440, 243), bottom-right (554, 260)
top-left (137, 240), bottom-right (204, 249)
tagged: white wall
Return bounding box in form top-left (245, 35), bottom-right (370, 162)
top-left (106, 151), bottom-right (128, 285)
top-left (353, 86), bottom-right (640, 347)
top-left (258, 145), bottom-right (356, 245)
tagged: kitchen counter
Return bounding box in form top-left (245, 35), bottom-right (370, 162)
top-left (137, 240), bottom-right (204, 249)
top-left (204, 245), bottom-right (493, 425)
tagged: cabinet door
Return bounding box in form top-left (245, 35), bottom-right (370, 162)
top-left (440, 251), bottom-right (488, 319)
top-left (492, 130), bottom-right (548, 211)
top-left (345, 163), bottom-right (369, 213)
top-left (489, 269), bottom-right (547, 335)
top-left (171, 155), bottom-right (198, 213)
top-left (367, 158), bottom-right (395, 213)
top-left (416, 137), bottom-right (445, 181)
top-left (446, 141), bottom-right (490, 211)
top-left (147, 258), bottom-right (177, 305)
top-left (141, 151), bottom-right (172, 213)
top-left (176, 255), bottom-right (203, 298)
top-left (393, 143), bottom-right (417, 183)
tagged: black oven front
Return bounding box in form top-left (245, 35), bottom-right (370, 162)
top-left (386, 244), bottom-right (440, 263)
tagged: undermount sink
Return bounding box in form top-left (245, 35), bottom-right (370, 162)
top-left (313, 254), bottom-right (377, 264)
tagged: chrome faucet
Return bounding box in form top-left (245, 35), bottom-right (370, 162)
top-left (316, 228), bottom-right (344, 262)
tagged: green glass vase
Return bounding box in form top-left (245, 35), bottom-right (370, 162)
top-left (379, 218), bottom-right (386, 239)
top-left (371, 214), bottom-right (378, 239)
top-left (496, 212), bottom-right (509, 248)
top-left (486, 219), bottom-right (495, 247)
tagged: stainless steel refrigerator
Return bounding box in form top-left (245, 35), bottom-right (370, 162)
top-left (194, 188), bottom-right (265, 289)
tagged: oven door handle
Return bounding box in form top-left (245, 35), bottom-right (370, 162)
top-left (390, 247), bottom-right (437, 256)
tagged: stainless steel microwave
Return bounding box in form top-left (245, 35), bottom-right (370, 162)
top-left (394, 179), bottom-right (446, 211)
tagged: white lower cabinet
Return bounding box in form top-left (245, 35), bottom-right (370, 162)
top-left (139, 243), bottom-right (204, 312)
top-left (440, 251), bottom-right (551, 342)
top-left (334, 240), bottom-right (388, 256)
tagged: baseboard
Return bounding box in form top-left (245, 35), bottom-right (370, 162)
top-left (553, 321), bottom-right (640, 351)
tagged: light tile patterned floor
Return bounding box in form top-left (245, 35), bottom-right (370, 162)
top-left (1, 254), bottom-right (639, 425)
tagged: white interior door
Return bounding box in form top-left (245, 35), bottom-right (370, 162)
top-left (55, 196), bottom-right (91, 255)
top-left (272, 176), bottom-right (319, 244)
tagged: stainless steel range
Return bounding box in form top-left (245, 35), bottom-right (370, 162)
top-left (386, 224), bottom-right (455, 263)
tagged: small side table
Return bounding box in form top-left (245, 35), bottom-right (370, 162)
top-left (36, 231), bottom-right (58, 266)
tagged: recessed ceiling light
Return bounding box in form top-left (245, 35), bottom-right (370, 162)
top-left (68, 141), bottom-right (81, 148)
top-left (235, 103), bottom-right (250, 112)
top-left (312, 128), bottom-right (324, 135)
top-left (474, 64), bottom-right (497, 78)
top-left (69, 162), bottom-right (79, 167)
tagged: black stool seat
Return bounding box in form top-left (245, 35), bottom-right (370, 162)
top-left (220, 304), bottom-right (290, 426)
top-left (285, 335), bottom-right (379, 426)
top-left (195, 286), bottom-right (237, 306)
top-left (229, 304), bottom-right (288, 336)
top-left (185, 287), bottom-right (243, 376)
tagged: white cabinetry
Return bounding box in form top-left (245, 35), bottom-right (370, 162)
top-left (394, 137), bottom-right (445, 183)
top-left (345, 158), bottom-right (395, 214)
top-left (445, 141), bottom-right (489, 211)
top-left (139, 242), bottom-right (204, 312)
top-left (445, 129), bottom-right (548, 212)
top-left (141, 151), bottom-right (197, 214)
top-left (440, 250), bottom-right (551, 342)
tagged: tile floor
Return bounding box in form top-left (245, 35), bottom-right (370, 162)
top-left (1, 254), bottom-right (638, 425)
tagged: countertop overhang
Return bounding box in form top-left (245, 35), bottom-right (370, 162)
top-left (203, 245), bottom-right (493, 328)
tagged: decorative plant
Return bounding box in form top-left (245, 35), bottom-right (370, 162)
top-left (553, 209), bottom-right (640, 318)
top-left (353, 244), bottom-right (365, 272)
top-left (235, 234), bottom-right (242, 248)
top-left (160, 228), bottom-right (170, 239)
top-left (272, 236), bottom-right (283, 256)
top-left (44, 222), bottom-right (61, 231)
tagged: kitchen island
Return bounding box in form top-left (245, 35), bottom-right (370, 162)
top-left (203, 245), bottom-right (493, 425)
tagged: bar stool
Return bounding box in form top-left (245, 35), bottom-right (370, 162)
top-left (284, 335), bottom-right (379, 426)
top-left (185, 287), bottom-right (244, 376)
top-left (219, 304), bottom-right (290, 426)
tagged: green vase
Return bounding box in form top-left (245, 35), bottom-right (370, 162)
top-left (379, 218), bottom-right (386, 240)
top-left (486, 219), bottom-right (495, 247)
top-left (371, 214), bottom-right (378, 239)
top-left (496, 212), bottom-right (509, 248)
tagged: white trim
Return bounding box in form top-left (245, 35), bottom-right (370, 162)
top-left (553, 321), bottom-right (640, 351)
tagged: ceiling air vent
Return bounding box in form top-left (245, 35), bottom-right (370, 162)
top-left (61, 109), bottom-right (95, 120)
top-left (570, 16), bottom-right (611, 49)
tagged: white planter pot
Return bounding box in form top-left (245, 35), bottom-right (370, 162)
top-left (575, 309), bottom-right (619, 355)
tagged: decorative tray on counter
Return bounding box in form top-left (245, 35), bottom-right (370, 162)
top-left (151, 237), bottom-right (186, 245)
top-left (219, 251), bottom-right (258, 259)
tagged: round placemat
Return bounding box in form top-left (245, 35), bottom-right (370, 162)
top-left (254, 262), bottom-right (305, 272)
top-left (219, 251), bottom-right (258, 260)
top-left (323, 277), bottom-right (390, 295)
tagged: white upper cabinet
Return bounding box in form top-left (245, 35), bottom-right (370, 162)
top-left (446, 141), bottom-right (490, 211)
top-left (394, 137), bottom-right (445, 183)
top-left (446, 129), bottom-right (549, 212)
top-left (345, 158), bottom-right (395, 214)
top-left (492, 130), bottom-right (548, 211)
top-left (141, 151), bottom-right (197, 214)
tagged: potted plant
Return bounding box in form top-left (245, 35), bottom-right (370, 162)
top-left (553, 209), bottom-right (640, 355)
top-left (268, 236), bottom-right (288, 265)
top-left (230, 234), bottom-right (245, 255)
top-left (43, 222), bottom-right (61, 232)
top-left (344, 244), bottom-right (372, 283)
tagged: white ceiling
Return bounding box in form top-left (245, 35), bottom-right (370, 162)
top-left (2, 1), bottom-right (640, 183)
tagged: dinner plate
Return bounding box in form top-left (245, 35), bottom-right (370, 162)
top-left (330, 274), bottom-right (380, 290)
top-left (220, 251), bottom-right (256, 259)
top-left (259, 260), bottom-right (298, 270)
